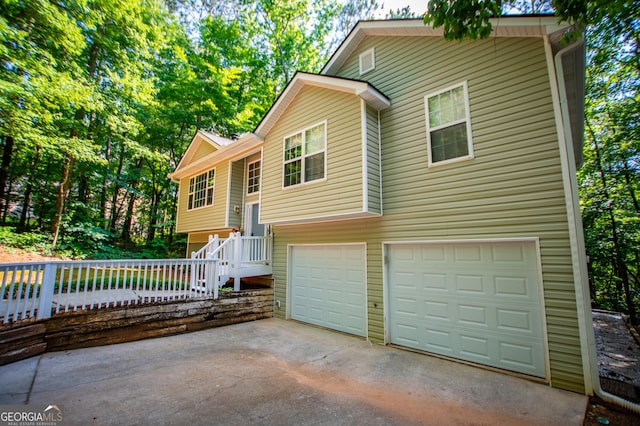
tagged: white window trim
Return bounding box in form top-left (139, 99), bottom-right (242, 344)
top-left (424, 81), bottom-right (474, 167)
top-left (187, 168), bottom-right (216, 211)
top-left (282, 120), bottom-right (328, 189)
top-left (359, 47), bottom-right (375, 75)
top-left (246, 159), bottom-right (261, 195)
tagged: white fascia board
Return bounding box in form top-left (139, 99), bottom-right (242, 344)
top-left (322, 17), bottom-right (567, 75)
top-left (168, 134), bottom-right (263, 182)
top-left (254, 72), bottom-right (390, 138)
top-left (171, 131), bottom-right (219, 176)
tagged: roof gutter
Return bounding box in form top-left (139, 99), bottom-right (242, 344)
top-left (547, 33), bottom-right (640, 415)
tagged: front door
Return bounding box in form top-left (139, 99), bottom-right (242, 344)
top-left (244, 202), bottom-right (264, 237)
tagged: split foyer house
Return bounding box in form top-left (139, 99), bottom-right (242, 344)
top-left (169, 17), bottom-right (596, 394)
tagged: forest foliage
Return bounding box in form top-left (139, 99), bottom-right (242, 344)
top-left (1, 1), bottom-right (638, 318)
top-left (0, 0), bottom-right (384, 258)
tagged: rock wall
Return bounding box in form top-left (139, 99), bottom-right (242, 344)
top-left (0, 289), bottom-right (273, 365)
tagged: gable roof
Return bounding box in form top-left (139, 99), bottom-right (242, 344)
top-left (253, 72), bottom-right (390, 138)
top-left (172, 130), bottom-right (235, 175)
top-left (168, 131), bottom-right (261, 182)
top-left (322, 17), bottom-right (568, 75)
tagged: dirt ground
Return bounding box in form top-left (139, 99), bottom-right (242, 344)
top-left (584, 396), bottom-right (640, 425)
top-left (2, 246), bottom-right (640, 424)
top-left (0, 245), bottom-right (63, 263)
top-left (583, 311), bottom-right (640, 424)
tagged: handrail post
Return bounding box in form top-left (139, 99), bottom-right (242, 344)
top-left (233, 232), bottom-right (241, 291)
top-left (37, 262), bottom-right (57, 320)
top-left (210, 234), bottom-right (219, 258)
top-left (212, 259), bottom-right (219, 299)
top-left (190, 251), bottom-right (197, 291)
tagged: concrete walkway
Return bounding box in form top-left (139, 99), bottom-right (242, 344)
top-left (1, 318), bottom-right (587, 425)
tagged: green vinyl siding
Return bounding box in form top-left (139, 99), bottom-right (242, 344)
top-left (227, 160), bottom-right (245, 229)
top-left (261, 86), bottom-right (366, 223)
top-left (272, 36), bottom-right (585, 392)
top-left (366, 105), bottom-right (382, 214)
top-left (191, 142), bottom-right (217, 162)
top-left (176, 161), bottom-right (230, 233)
top-left (272, 219), bottom-right (385, 342)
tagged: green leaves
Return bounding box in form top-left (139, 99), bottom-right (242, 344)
top-left (0, 0), bottom-right (382, 254)
top-left (578, 5), bottom-right (639, 319)
top-left (424, 0), bottom-right (503, 40)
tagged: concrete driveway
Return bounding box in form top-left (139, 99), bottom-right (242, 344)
top-left (1, 318), bottom-right (587, 425)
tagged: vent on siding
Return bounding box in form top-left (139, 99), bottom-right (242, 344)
top-left (359, 48), bottom-right (375, 75)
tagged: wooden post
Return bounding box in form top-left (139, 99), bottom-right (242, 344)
top-left (37, 263), bottom-right (56, 320)
top-left (190, 251), bottom-right (197, 291)
top-left (210, 234), bottom-right (219, 259)
top-left (233, 232), bottom-right (241, 291)
top-left (212, 260), bottom-right (219, 299)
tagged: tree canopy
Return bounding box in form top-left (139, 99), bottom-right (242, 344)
top-left (0, 0), bottom-right (384, 257)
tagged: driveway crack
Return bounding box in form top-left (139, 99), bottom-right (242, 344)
top-left (25, 355), bottom-right (43, 404)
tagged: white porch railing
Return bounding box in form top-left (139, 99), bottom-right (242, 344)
top-left (0, 258), bottom-right (218, 324)
top-left (191, 232), bottom-right (272, 291)
top-left (0, 234), bottom-right (272, 325)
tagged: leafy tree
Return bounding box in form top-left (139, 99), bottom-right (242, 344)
top-left (0, 0), bottom-right (388, 258)
top-left (578, 9), bottom-right (639, 321)
top-left (423, 0), bottom-right (634, 40)
top-left (0, 0), bottom-right (93, 233)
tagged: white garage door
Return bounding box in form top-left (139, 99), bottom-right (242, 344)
top-left (290, 244), bottom-right (367, 337)
top-left (387, 241), bottom-right (546, 378)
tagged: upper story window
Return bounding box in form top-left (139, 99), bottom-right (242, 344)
top-left (359, 47), bottom-right (375, 75)
top-left (188, 169), bottom-right (215, 210)
top-left (283, 122), bottom-right (326, 188)
top-left (425, 82), bottom-right (474, 166)
top-left (247, 160), bottom-right (261, 194)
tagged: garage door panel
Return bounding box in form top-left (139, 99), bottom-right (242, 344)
top-left (494, 276), bottom-right (532, 298)
top-left (389, 241), bottom-right (546, 378)
top-left (454, 245), bottom-right (482, 262)
top-left (425, 300), bottom-right (449, 320)
top-left (458, 304), bottom-right (488, 326)
top-left (460, 334), bottom-right (490, 359)
top-left (291, 245), bottom-right (367, 337)
top-left (425, 328), bottom-right (453, 353)
top-left (500, 341), bottom-right (536, 368)
top-left (455, 274), bottom-right (485, 293)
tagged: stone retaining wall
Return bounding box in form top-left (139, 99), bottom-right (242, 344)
top-left (0, 288), bottom-right (273, 365)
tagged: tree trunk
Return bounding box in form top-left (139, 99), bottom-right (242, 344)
top-left (121, 158), bottom-right (143, 242)
top-left (51, 153), bottom-right (75, 247)
top-left (109, 142), bottom-right (126, 232)
top-left (2, 178), bottom-right (12, 223)
top-left (146, 188), bottom-right (159, 243)
top-left (18, 182), bottom-right (32, 231)
top-left (100, 137), bottom-right (112, 227)
top-left (0, 135), bottom-right (15, 223)
top-left (588, 122), bottom-right (636, 323)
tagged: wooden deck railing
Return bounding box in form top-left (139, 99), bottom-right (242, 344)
top-left (1, 234), bottom-right (273, 325)
top-left (0, 258), bottom-right (219, 324)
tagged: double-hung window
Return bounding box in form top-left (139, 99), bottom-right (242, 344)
top-left (283, 122), bottom-right (326, 187)
top-left (425, 82), bottom-right (474, 166)
top-left (188, 169), bottom-right (215, 210)
top-left (247, 160), bottom-right (261, 194)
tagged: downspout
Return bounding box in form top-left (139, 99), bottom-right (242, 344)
top-left (549, 34), bottom-right (640, 415)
